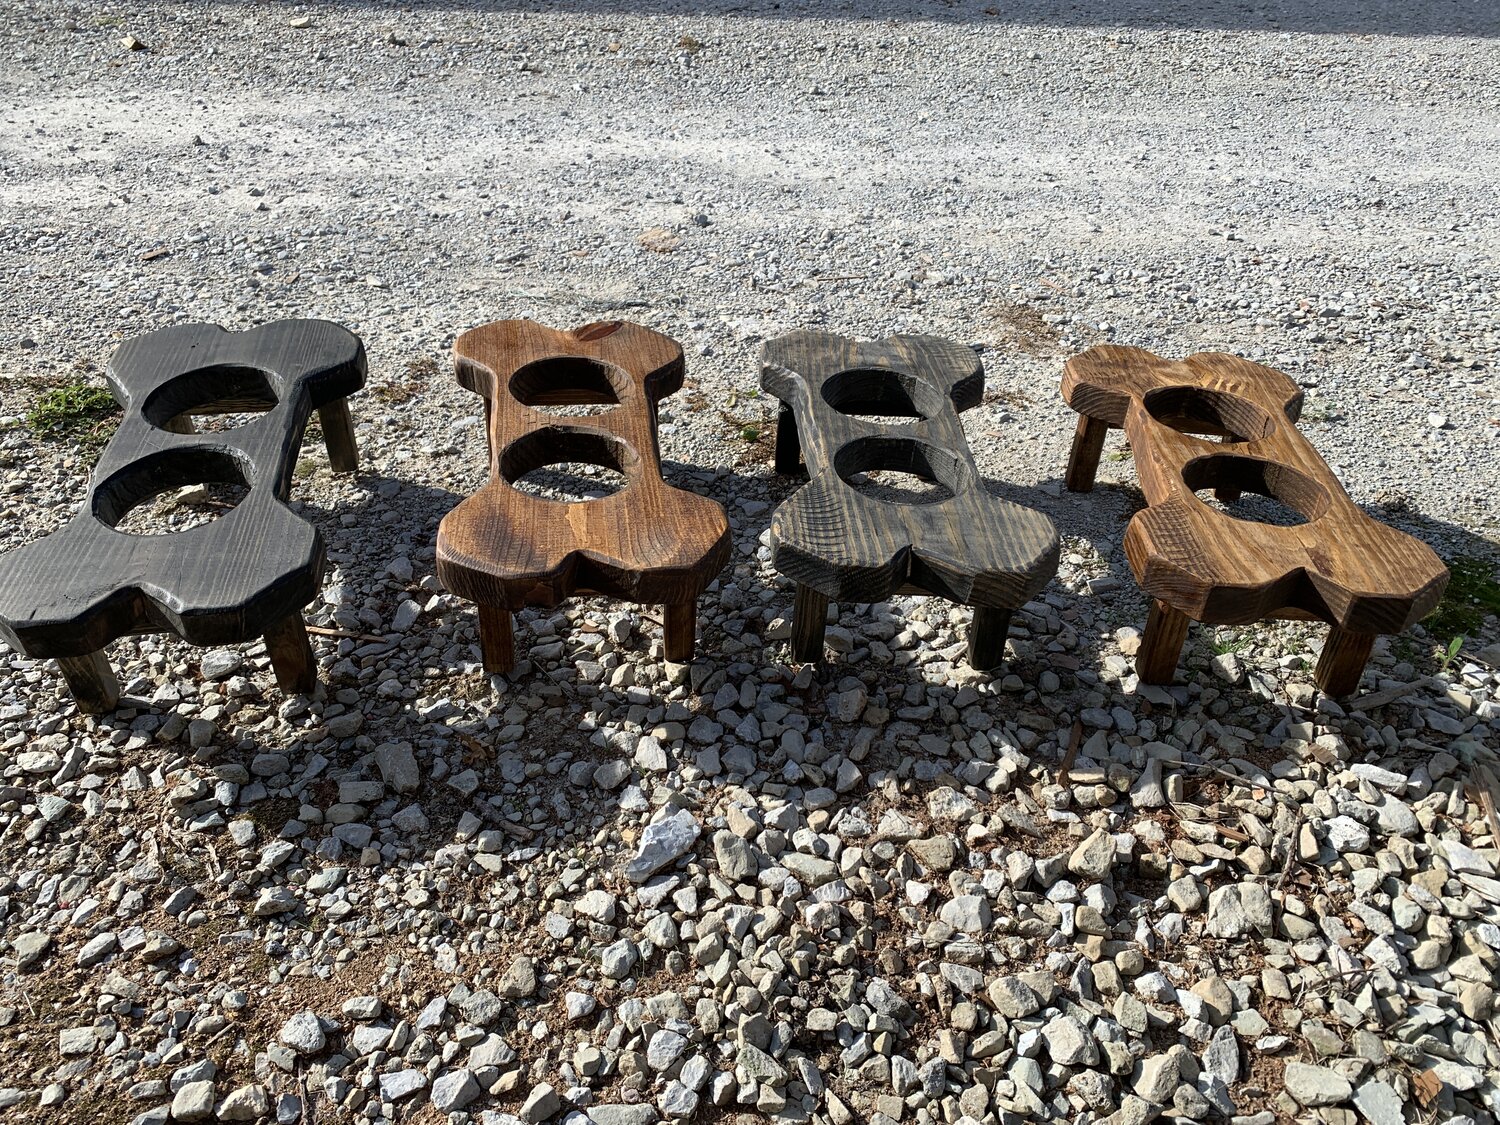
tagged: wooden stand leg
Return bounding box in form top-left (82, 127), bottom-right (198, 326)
top-left (264, 614), bottom-right (318, 695)
top-left (1136, 599), bottom-right (1191, 684)
top-left (1064, 415), bottom-right (1109, 493)
top-left (967, 606), bottom-right (1013, 671)
top-left (774, 403), bottom-right (803, 476)
top-left (56, 652), bottom-right (120, 714)
top-left (791, 584), bottom-right (830, 663)
top-left (478, 605), bottom-right (516, 675)
top-left (162, 414), bottom-right (196, 435)
top-left (1314, 627), bottom-right (1375, 697)
top-left (663, 602), bottom-right (696, 663)
top-left (317, 399), bottom-right (359, 473)
top-left (1214, 433), bottom-right (1242, 502)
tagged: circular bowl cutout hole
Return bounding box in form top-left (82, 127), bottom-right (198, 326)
top-left (141, 365), bottom-right (279, 433)
top-left (834, 436), bottom-right (967, 505)
top-left (1143, 386), bottom-right (1275, 443)
top-left (821, 367), bottom-right (947, 426)
top-left (94, 450), bottom-right (252, 536)
top-left (500, 429), bottom-right (635, 503)
top-left (509, 357), bottom-right (629, 417)
top-left (1182, 455), bottom-right (1329, 527)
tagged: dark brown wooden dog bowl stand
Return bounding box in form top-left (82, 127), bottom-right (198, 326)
top-left (1062, 345), bottom-right (1449, 696)
top-left (0, 320), bottom-right (366, 712)
top-left (435, 320), bottom-right (731, 674)
top-left (762, 331), bottom-right (1059, 669)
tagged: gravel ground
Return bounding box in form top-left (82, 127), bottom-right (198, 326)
top-left (1, 3), bottom-right (1499, 1125)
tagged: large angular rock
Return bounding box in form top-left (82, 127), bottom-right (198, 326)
top-left (374, 742), bottom-right (420, 793)
top-left (626, 810), bottom-right (700, 883)
top-left (498, 956), bottom-right (537, 999)
top-left (1067, 828), bottom-right (1116, 881)
top-left (521, 1083), bottom-right (561, 1122)
top-left (432, 1070), bottom-right (481, 1112)
top-left (1206, 883), bottom-right (1273, 938)
top-left (713, 831), bottom-right (757, 882)
top-left (1041, 1014), bottom-right (1097, 1066)
top-left (1283, 1062), bottom-right (1352, 1107)
top-left (939, 894), bottom-right (990, 934)
top-left (278, 1011), bottom-right (325, 1056)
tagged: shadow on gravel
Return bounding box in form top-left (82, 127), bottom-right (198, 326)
top-left (354, 0), bottom-right (1500, 38)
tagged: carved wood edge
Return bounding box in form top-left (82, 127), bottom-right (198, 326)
top-left (761, 331), bottom-right (1059, 667)
top-left (0, 319), bottom-right (366, 709)
top-left (434, 320), bottom-right (731, 672)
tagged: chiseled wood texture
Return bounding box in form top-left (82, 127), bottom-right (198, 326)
top-left (0, 319), bottom-right (366, 709)
top-left (1062, 345), bottom-right (1449, 693)
top-left (763, 331), bottom-right (1060, 667)
top-left (435, 320), bottom-right (731, 671)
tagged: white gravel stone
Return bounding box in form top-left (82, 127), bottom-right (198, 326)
top-left (278, 1011), bottom-right (325, 1056)
top-left (625, 809), bottom-right (700, 883)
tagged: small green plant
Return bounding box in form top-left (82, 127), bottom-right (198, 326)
top-left (27, 381), bottom-right (121, 447)
top-left (1438, 635), bottom-right (1465, 676)
top-left (1300, 397), bottom-right (1333, 424)
top-left (740, 425), bottom-right (760, 442)
top-left (1211, 630), bottom-right (1250, 656)
top-left (1426, 555), bottom-right (1500, 639)
top-left (1106, 448), bottom-right (1134, 462)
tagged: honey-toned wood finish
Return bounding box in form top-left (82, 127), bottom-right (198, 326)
top-left (1062, 345), bottom-right (1450, 696)
top-left (435, 320), bottom-right (731, 673)
top-left (763, 332), bottom-right (1059, 669)
top-left (0, 319), bottom-right (366, 711)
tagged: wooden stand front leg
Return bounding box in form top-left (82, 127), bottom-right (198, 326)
top-left (1064, 415), bottom-right (1110, 493)
top-left (663, 602), bottom-right (696, 662)
top-left (1314, 627), bottom-right (1375, 697)
top-left (56, 652), bottom-right (120, 714)
top-left (774, 403), bottom-right (803, 476)
top-left (478, 605), bottom-right (516, 675)
top-left (791, 584), bottom-right (829, 663)
top-left (317, 399), bottom-right (359, 473)
top-left (264, 614), bottom-right (318, 695)
top-left (1214, 434), bottom-right (1242, 502)
top-left (966, 606), bottom-right (1013, 671)
top-left (1136, 599), bottom-right (1191, 684)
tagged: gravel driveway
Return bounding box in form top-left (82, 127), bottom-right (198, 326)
top-left (0, 3), bottom-right (1497, 1124)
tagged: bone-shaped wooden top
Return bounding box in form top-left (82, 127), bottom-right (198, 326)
top-left (0, 319), bottom-right (366, 711)
top-left (435, 320), bottom-right (731, 673)
top-left (763, 332), bottom-right (1059, 668)
top-left (1062, 345), bottom-right (1449, 694)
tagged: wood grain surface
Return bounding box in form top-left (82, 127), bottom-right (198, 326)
top-left (1062, 344), bottom-right (1449, 694)
top-left (0, 319), bottom-right (366, 709)
top-left (435, 320), bottom-right (731, 672)
top-left (763, 331), bottom-right (1059, 668)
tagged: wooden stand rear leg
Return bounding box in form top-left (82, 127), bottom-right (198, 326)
top-left (264, 613), bottom-right (318, 695)
top-left (1136, 599), bottom-right (1191, 684)
top-left (1214, 433), bottom-right (1242, 502)
top-left (791, 584), bottom-right (829, 663)
top-left (317, 398), bottom-right (359, 473)
top-left (1314, 627), bottom-right (1375, 697)
top-left (56, 652), bottom-right (120, 714)
top-left (663, 602), bottom-right (696, 663)
top-left (478, 604), bottom-right (516, 675)
top-left (774, 403), bottom-right (803, 476)
top-left (967, 606), bottom-right (1013, 671)
top-left (1064, 415), bottom-right (1109, 493)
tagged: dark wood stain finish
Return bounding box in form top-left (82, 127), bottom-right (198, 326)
top-left (435, 320), bottom-right (731, 673)
top-left (1062, 344), bottom-right (1450, 695)
top-left (0, 319), bottom-right (366, 711)
top-left (763, 332), bottom-right (1060, 668)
